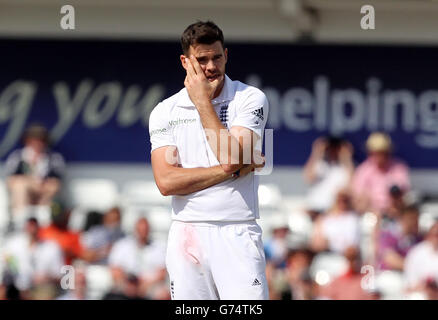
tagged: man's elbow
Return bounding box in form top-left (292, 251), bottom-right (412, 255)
top-left (155, 178), bottom-right (172, 196)
top-left (221, 164), bottom-right (242, 175)
top-left (158, 186), bottom-right (170, 196)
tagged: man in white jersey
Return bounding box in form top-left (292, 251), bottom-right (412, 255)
top-left (148, 21), bottom-right (269, 300)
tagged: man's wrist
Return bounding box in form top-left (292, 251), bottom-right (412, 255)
top-left (195, 98), bottom-right (213, 110)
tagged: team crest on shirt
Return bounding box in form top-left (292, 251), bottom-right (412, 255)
top-left (219, 103), bottom-right (229, 128)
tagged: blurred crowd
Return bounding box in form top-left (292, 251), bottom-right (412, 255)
top-left (0, 124), bottom-right (437, 300)
top-left (0, 124), bottom-right (168, 300)
top-left (264, 133), bottom-right (438, 300)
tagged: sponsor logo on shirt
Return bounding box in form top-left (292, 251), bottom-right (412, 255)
top-left (252, 278), bottom-right (262, 286)
top-left (150, 118), bottom-right (197, 136)
top-left (252, 108), bottom-right (264, 122)
top-left (150, 128), bottom-right (168, 136)
top-left (168, 118), bottom-right (197, 127)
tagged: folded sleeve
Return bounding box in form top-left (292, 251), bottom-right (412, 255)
top-left (231, 88), bottom-right (269, 139)
top-left (148, 103), bottom-right (176, 152)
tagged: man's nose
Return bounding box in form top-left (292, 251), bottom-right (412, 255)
top-left (206, 60), bottom-right (216, 71)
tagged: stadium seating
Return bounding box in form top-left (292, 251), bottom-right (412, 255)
top-left (120, 180), bottom-right (172, 238)
top-left (287, 210), bottom-right (313, 247)
top-left (85, 264), bottom-right (114, 300)
top-left (68, 179), bottom-right (119, 231)
top-left (419, 202), bottom-right (438, 234)
top-left (375, 270), bottom-right (405, 300)
top-left (146, 206), bottom-right (172, 241)
top-left (258, 183), bottom-right (282, 210)
top-left (258, 210), bottom-right (288, 236)
top-left (309, 252), bottom-right (349, 286)
top-left (121, 180), bottom-right (171, 208)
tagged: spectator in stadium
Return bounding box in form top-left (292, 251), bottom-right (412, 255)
top-left (0, 271), bottom-right (21, 300)
top-left (264, 218), bottom-right (291, 300)
top-left (352, 132), bottom-right (410, 215)
top-left (379, 185), bottom-right (408, 233)
top-left (264, 219), bottom-right (291, 270)
top-left (280, 248), bottom-right (315, 300)
top-left (303, 136), bottom-right (354, 221)
top-left (319, 246), bottom-right (377, 300)
top-left (404, 221), bottom-right (438, 297)
top-left (39, 202), bottom-right (103, 265)
top-left (5, 124), bottom-right (65, 225)
top-left (368, 185), bottom-right (409, 268)
top-left (108, 217), bottom-right (168, 299)
top-left (1, 217), bottom-right (64, 300)
top-left (310, 189), bottom-right (361, 254)
top-left (81, 207), bottom-right (124, 264)
top-left (376, 205), bottom-right (422, 271)
top-left (56, 263), bottom-right (88, 300)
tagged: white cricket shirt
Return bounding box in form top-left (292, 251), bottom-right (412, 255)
top-left (149, 75), bottom-right (269, 222)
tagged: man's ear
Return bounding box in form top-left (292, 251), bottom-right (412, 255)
top-left (224, 48), bottom-right (228, 63)
top-left (180, 54), bottom-right (188, 70)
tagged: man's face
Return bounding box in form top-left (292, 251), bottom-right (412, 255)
top-left (273, 227), bottom-right (289, 239)
top-left (25, 220), bottom-right (39, 238)
top-left (104, 208), bottom-right (121, 227)
top-left (287, 252), bottom-right (311, 272)
top-left (181, 41), bottom-right (227, 84)
top-left (135, 219), bottom-right (150, 244)
top-left (25, 137), bottom-right (47, 154)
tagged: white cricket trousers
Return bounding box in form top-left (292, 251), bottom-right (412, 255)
top-left (166, 220), bottom-right (269, 300)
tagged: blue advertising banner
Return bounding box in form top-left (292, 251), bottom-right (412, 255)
top-left (0, 39), bottom-right (437, 167)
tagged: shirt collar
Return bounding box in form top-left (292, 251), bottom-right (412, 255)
top-left (177, 74), bottom-right (234, 108)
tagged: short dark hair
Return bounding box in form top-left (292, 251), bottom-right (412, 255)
top-left (326, 136), bottom-right (344, 149)
top-left (286, 248), bottom-right (315, 263)
top-left (181, 20), bottom-right (224, 55)
top-left (27, 217), bottom-right (39, 225)
top-left (22, 123), bottom-right (50, 144)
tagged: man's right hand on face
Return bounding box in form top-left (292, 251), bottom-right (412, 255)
top-left (184, 55), bottom-right (221, 108)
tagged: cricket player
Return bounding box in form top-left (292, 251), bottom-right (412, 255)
top-left (149, 20), bottom-right (269, 300)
